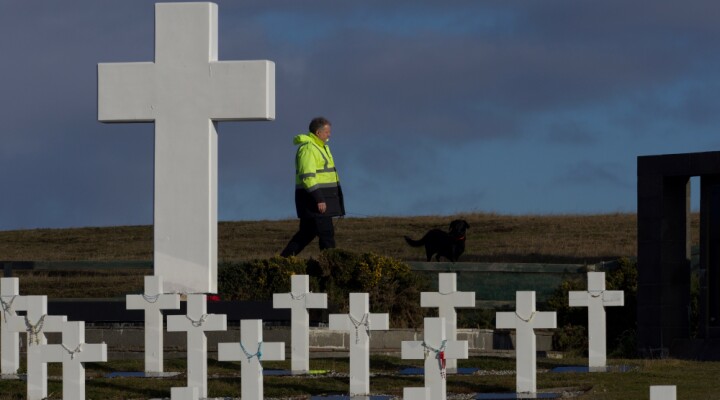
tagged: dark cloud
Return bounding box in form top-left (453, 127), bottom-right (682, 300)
top-left (555, 161), bottom-right (632, 189)
top-left (1, 0), bottom-right (719, 229)
top-left (544, 121), bottom-right (598, 146)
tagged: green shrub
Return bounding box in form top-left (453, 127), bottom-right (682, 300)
top-left (218, 249), bottom-right (428, 328)
top-left (218, 256), bottom-right (308, 301)
top-left (310, 249), bottom-right (429, 328)
top-left (554, 324), bottom-right (588, 357)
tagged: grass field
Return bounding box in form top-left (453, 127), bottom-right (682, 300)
top-left (1, 212), bottom-right (660, 298)
top-left (0, 213), bottom-right (712, 399)
top-left (0, 355), bottom-right (716, 399)
top-left (2, 212), bottom-right (697, 263)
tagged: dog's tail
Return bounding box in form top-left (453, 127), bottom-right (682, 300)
top-left (404, 236), bottom-right (424, 247)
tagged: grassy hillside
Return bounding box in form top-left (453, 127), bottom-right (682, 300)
top-left (0, 212), bottom-right (703, 298)
top-left (1, 212), bottom-right (683, 263)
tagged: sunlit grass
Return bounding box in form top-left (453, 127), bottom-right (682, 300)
top-left (0, 356), bottom-right (717, 399)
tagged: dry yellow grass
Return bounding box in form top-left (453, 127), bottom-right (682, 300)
top-left (0, 212), bottom-right (700, 263)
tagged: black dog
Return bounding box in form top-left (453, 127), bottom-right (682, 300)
top-left (404, 219), bottom-right (469, 262)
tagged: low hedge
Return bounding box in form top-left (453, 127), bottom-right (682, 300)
top-left (218, 249), bottom-right (429, 328)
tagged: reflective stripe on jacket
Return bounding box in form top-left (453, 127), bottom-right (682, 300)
top-left (293, 132), bottom-right (345, 218)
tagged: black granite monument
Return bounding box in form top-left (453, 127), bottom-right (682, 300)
top-left (637, 150), bottom-right (720, 359)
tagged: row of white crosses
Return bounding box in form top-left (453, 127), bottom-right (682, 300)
top-left (125, 273), bottom-right (468, 400)
top-left (125, 270), bottom-right (627, 399)
top-left (2, 270), bottom-right (654, 400)
top-left (128, 278), bottom-right (284, 400)
top-left (0, 278), bottom-right (107, 400)
top-left (494, 271), bottom-right (625, 396)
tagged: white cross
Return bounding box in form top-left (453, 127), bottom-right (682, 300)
top-left (569, 271), bottom-right (624, 369)
top-left (5, 296), bottom-right (67, 400)
top-left (421, 273), bottom-right (475, 373)
top-left (1, 277), bottom-right (28, 375)
top-left (126, 275), bottom-right (180, 374)
top-left (32, 321), bottom-right (107, 400)
top-left (402, 317), bottom-right (468, 400)
top-left (218, 319), bottom-right (285, 400)
top-left (329, 293), bottom-right (389, 396)
top-left (496, 291), bottom-right (556, 395)
top-left (97, 2), bottom-right (275, 294)
top-left (167, 294), bottom-right (227, 398)
top-left (273, 275), bottom-right (327, 373)
top-left (650, 385), bottom-right (677, 400)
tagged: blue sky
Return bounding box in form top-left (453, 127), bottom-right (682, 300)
top-left (1, 0), bottom-right (719, 230)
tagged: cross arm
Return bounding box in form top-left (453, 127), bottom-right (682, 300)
top-left (568, 291), bottom-right (589, 307)
top-left (208, 60), bottom-right (275, 121)
top-left (33, 344), bottom-right (66, 363)
top-left (217, 342), bottom-right (244, 361)
top-left (260, 342), bottom-right (285, 361)
top-left (126, 293), bottom-right (180, 310)
top-left (166, 314), bottom-right (227, 332)
top-left (272, 293), bottom-right (292, 309)
top-left (97, 62), bottom-right (156, 122)
top-left (35, 343), bottom-right (107, 363)
top-left (217, 341), bottom-right (284, 362)
top-left (495, 312), bottom-right (517, 330)
top-left (420, 293), bottom-right (441, 308)
top-left (603, 290), bottom-right (624, 306)
top-left (444, 340), bottom-right (469, 359)
top-left (401, 341), bottom-right (425, 360)
top-left (76, 343), bottom-right (108, 363)
top-left (305, 293), bottom-right (328, 309)
top-left (532, 312), bottom-right (557, 330)
top-left (6, 314), bottom-right (67, 333)
top-left (328, 314), bottom-right (352, 331)
top-left (368, 314), bottom-right (389, 330)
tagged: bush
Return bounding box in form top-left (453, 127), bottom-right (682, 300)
top-left (309, 249), bottom-right (429, 328)
top-left (218, 249), bottom-right (428, 328)
top-left (219, 256), bottom-right (308, 301)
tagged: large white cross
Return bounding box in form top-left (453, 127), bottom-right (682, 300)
top-left (650, 385), bottom-right (677, 400)
top-left (421, 273), bottom-right (475, 373)
top-left (496, 291), bottom-right (556, 395)
top-left (1, 277), bottom-right (28, 375)
top-left (167, 294), bottom-right (227, 398)
top-left (569, 271), bottom-right (624, 369)
top-left (402, 317), bottom-right (468, 400)
top-left (32, 321), bottom-right (107, 400)
top-left (5, 296), bottom-right (67, 400)
top-left (273, 275), bottom-right (327, 373)
top-left (218, 319), bottom-right (285, 400)
top-left (329, 293), bottom-right (389, 396)
top-left (126, 275), bottom-right (180, 374)
top-left (97, 2), bottom-right (275, 294)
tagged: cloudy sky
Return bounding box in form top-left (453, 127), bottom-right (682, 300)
top-left (1, 0), bottom-right (719, 231)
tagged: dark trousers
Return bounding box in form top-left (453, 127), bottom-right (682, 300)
top-left (280, 217), bottom-right (335, 257)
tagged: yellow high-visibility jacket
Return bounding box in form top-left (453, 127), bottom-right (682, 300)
top-left (293, 132), bottom-right (345, 218)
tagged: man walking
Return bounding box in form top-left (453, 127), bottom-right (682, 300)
top-left (281, 117), bottom-right (345, 257)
